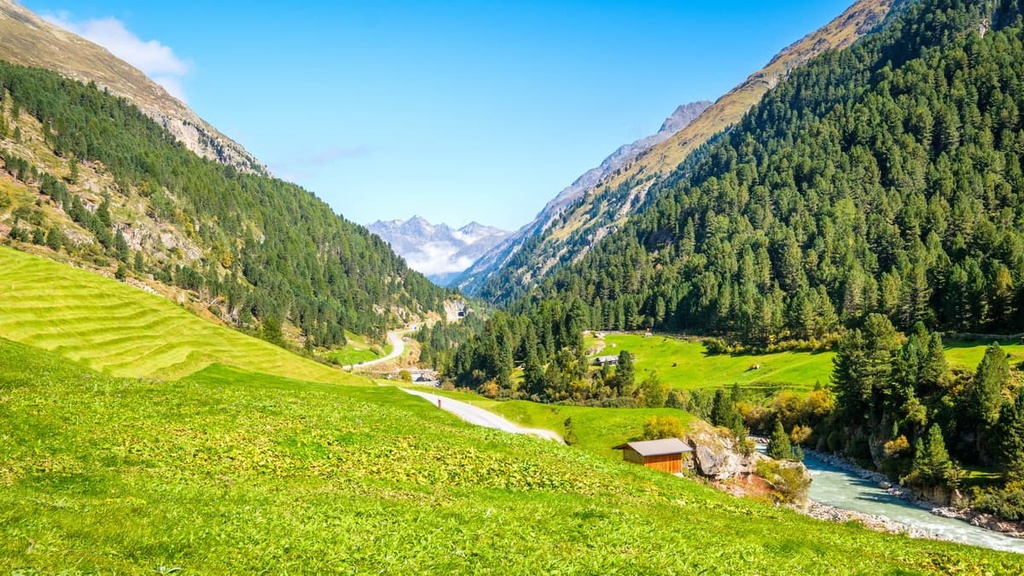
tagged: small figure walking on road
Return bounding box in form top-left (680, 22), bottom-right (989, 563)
top-left (437, 399), bottom-right (442, 409)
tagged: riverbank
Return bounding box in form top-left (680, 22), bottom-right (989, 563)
top-left (805, 449), bottom-right (1024, 540)
top-left (800, 500), bottom-right (950, 541)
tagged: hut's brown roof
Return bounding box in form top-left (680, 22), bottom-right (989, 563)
top-left (613, 438), bottom-right (692, 457)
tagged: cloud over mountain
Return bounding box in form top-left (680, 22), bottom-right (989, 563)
top-left (42, 12), bottom-right (190, 101)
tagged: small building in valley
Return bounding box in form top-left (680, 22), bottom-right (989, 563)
top-left (594, 355), bottom-right (620, 366)
top-left (613, 438), bottom-right (693, 474)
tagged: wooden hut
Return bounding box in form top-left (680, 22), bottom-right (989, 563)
top-left (613, 438), bottom-right (692, 474)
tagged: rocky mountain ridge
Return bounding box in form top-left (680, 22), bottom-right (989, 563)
top-left (459, 0), bottom-right (897, 302)
top-left (367, 216), bottom-right (510, 286)
top-left (453, 100), bottom-right (712, 294)
top-left (0, 0), bottom-right (265, 175)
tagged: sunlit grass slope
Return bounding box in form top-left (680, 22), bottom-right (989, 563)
top-left (1, 339), bottom-right (1021, 574)
top-left (596, 333), bottom-right (1024, 391)
top-left (0, 246), bottom-right (356, 383)
top-left (592, 333), bottom-right (835, 390)
top-left (944, 339), bottom-right (1024, 370)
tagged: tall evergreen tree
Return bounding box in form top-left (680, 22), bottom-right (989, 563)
top-left (971, 343), bottom-right (1010, 429)
top-left (996, 388), bottom-right (1024, 481)
top-left (767, 420), bottom-right (794, 461)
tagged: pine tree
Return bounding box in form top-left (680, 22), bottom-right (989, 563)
top-left (996, 388), bottom-right (1024, 481)
top-left (971, 343), bottom-right (1009, 428)
top-left (613, 350), bottom-right (635, 392)
top-left (68, 155), bottom-right (79, 184)
top-left (767, 420), bottom-right (793, 461)
top-left (711, 388), bottom-right (745, 439)
top-left (908, 424), bottom-right (952, 488)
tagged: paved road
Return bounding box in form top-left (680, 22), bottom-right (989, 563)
top-left (345, 330), bottom-right (407, 370)
top-left (402, 388), bottom-right (563, 442)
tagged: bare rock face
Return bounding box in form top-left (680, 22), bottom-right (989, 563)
top-left (688, 424), bottom-right (761, 480)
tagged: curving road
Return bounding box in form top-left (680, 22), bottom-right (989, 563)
top-left (402, 388), bottom-right (563, 442)
top-left (344, 330), bottom-right (407, 370)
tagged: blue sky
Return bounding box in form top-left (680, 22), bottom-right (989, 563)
top-left (26, 0), bottom-right (856, 230)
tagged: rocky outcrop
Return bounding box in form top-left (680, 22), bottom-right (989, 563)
top-left (689, 427), bottom-right (756, 480)
top-left (686, 424), bottom-right (811, 506)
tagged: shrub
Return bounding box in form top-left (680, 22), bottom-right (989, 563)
top-left (756, 460), bottom-right (811, 504)
top-left (703, 337), bottom-right (731, 355)
top-left (641, 415), bottom-right (684, 440)
top-left (973, 481), bottom-right (1024, 520)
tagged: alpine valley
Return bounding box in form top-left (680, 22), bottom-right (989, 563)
top-left (3, 0), bottom-right (1024, 574)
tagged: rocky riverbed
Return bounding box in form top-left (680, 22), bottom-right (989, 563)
top-left (800, 500), bottom-right (951, 540)
top-left (804, 449), bottom-right (1024, 540)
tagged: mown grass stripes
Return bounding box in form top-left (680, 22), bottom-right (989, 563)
top-left (0, 246), bottom-right (357, 383)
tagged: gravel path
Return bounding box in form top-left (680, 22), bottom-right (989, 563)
top-left (402, 388), bottom-right (563, 442)
top-left (345, 330), bottom-right (407, 370)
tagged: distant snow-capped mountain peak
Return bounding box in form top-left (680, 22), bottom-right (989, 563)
top-left (367, 217), bottom-right (511, 286)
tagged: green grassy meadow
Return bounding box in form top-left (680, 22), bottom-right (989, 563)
top-left (2, 248), bottom-right (1023, 572)
top-left (0, 246), bottom-right (355, 384)
top-left (592, 333), bottom-right (1024, 391)
top-left (943, 339), bottom-right (1024, 370)
top-left (590, 333), bottom-right (835, 390)
top-left (3, 339), bottom-right (1023, 574)
top-left (322, 331), bottom-right (388, 366)
top-left (423, 388), bottom-right (696, 459)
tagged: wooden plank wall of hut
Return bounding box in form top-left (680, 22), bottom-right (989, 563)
top-left (642, 454), bottom-right (682, 474)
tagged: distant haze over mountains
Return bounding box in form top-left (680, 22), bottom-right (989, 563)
top-left (366, 217), bottom-right (510, 286)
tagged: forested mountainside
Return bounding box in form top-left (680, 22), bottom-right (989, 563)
top-left (0, 0), bottom-right (264, 174)
top-left (0, 60), bottom-right (448, 346)
top-left (465, 0), bottom-right (897, 305)
top-left (516, 0), bottom-right (1024, 342)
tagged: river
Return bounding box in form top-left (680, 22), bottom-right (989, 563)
top-left (802, 452), bottom-right (1024, 554)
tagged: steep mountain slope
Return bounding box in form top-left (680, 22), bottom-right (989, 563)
top-left (514, 0), bottom-right (1024, 341)
top-left (0, 0), bottom-right (264, 174)
top-left (465, 0), bottom-right (896, 303)
top-left (367, 216), bottom-right (510, 286)
top-left (0, 58), bottom-right (448, 347)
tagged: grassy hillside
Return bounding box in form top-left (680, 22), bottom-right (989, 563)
top-left (0, 59), bottom-right (447, 347)
top-left (0, 246), bottom-right (355, 383)
top-left (590, 333), bottom-right (1024, 392)
top-left (322, 331), bottom-right (389, 366)
top-left (591, 333), bottom-right (835, 391)
top-left (2, 339), bottom-right (1021, 573)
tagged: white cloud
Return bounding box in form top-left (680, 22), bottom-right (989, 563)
top-left (42, 12), bottom-right (190, 102)
top-left (406, 242), bottom-right (471, 276)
